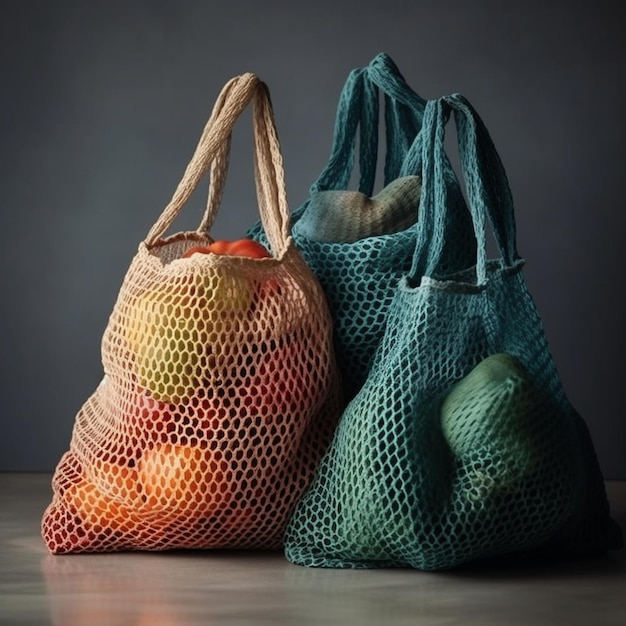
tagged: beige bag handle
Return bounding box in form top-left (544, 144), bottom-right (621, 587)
top-left (145, 73), bottom-right (290, 257)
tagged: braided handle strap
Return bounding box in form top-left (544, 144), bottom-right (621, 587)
top-left (409, 94), bottom-right (520, 285)
top-left (309, 53), bottom-right (427, 198)
top-left (367, 53), bottom-right (424, 184)
top-left (145, 73), bottom-right (290, 257)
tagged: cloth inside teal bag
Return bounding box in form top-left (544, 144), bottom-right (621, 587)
top-left (283, 94), bottom-right (623, 570)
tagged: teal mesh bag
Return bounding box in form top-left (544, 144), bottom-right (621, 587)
top-left (284, 94), bottom-right (623, 570)
top-left (249, 53), bottom-right (476, 400)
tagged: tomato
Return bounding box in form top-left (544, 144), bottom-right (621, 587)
top-left (206, 239), bottom-right (232, 255)
top-left (182, 245), bottom-right (213, 258)
top-left (220, 239), bottom-right (271, 258)
top-left (182, 238), bottom-right (270, 259)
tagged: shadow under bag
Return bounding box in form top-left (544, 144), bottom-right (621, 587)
top-left (284, 94), bottom-right (623, 569)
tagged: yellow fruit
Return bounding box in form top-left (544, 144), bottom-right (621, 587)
top-left (124, 272), bottom-right (252, 402)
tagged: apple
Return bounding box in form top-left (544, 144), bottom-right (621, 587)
top-left (123, 273), bottom-right (251, 403)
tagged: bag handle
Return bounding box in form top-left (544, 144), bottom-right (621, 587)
top-left (196, 83), bottom-right (290, 251)
top-left (452, 93), bottom-right (518, 269)
top-left (372, 54), bottom-right (474, 251)
top-left (408, 94), bottom-right (519, 284)
top-left (251, 81), bottom-right (292, 254)
top-left (145, 73), bottom-right (290, 256)
top-left (367, 52), bottom-right (425, 184)
top-left (306, 67), bottom-right (378, 197)
top-left (308, 53), bottom-right (427, 199)
top-left (197, 80), bottom-right (237, 235)
top-left (367, 52), bottom-right (426, 116)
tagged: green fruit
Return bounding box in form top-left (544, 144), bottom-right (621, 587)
top-left (441, 353), bottom-right (541, 488)
top-left (124, 272), bottom-right (251, 403)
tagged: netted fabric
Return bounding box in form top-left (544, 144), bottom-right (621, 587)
top-left (283, 95), bottom-right (622, 570)
top-left (248, 54), bottom-right (476, 400)
top-left (41, 74), bottom-right (343, 554)
top-left (290, 179), bottom-right (419, 401)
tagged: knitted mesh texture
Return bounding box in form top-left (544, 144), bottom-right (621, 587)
top-left (249, 178), bottom-right (476, 401)
top-left (41, 237), bottom-right (343, 554)
top-left (284, 266), bottom-right (622, 569)
top-left (246, 60), bottom-right (457, 402)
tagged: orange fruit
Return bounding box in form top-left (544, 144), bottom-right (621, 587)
top-left (85, 459), bottom-right (141, 503)
top-left (65, 479), bottom-right (137, 535)
top-left (137, 443), bottom-right (236, 517)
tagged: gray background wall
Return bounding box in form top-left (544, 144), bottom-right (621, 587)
top-left (1, 1), bottom-right (625, 477)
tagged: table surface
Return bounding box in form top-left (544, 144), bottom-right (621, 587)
top-left (1, 473), bottom-right (624, 626)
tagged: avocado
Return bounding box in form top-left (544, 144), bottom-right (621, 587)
top-left (441, 353), bottom-right (542, 491)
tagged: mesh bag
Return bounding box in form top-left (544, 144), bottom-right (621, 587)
top-left (249, 53), bottom-right (476, 400)
top-left (284, 94), bottom-right (623, 570)
top-left (41, 73), bottom-right (343, 554)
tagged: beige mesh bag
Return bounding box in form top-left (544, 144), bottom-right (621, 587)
top-left (41, 73), bottom-right (343, 554)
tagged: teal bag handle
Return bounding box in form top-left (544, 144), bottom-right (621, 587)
top-left (367, 52), bottom-right (426, 183)
top-left (304, 74), bottom-right (381, 197)
top-left (308, 53), bottom-right (425, 198)
top-left (451, 94), bottom-right (518, 267)
top-left (367, 52), bottom-right (426, 116)
top-left (308, 68), bottom-right (377, 196)
top-left (406, 95), bottom-right (520, 284)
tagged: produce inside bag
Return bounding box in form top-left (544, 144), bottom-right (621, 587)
top-left (42, 73), bottom-right (343, 554)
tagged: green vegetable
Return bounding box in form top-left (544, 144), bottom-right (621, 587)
top-left (441, 353), bottom-right (542, 493)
